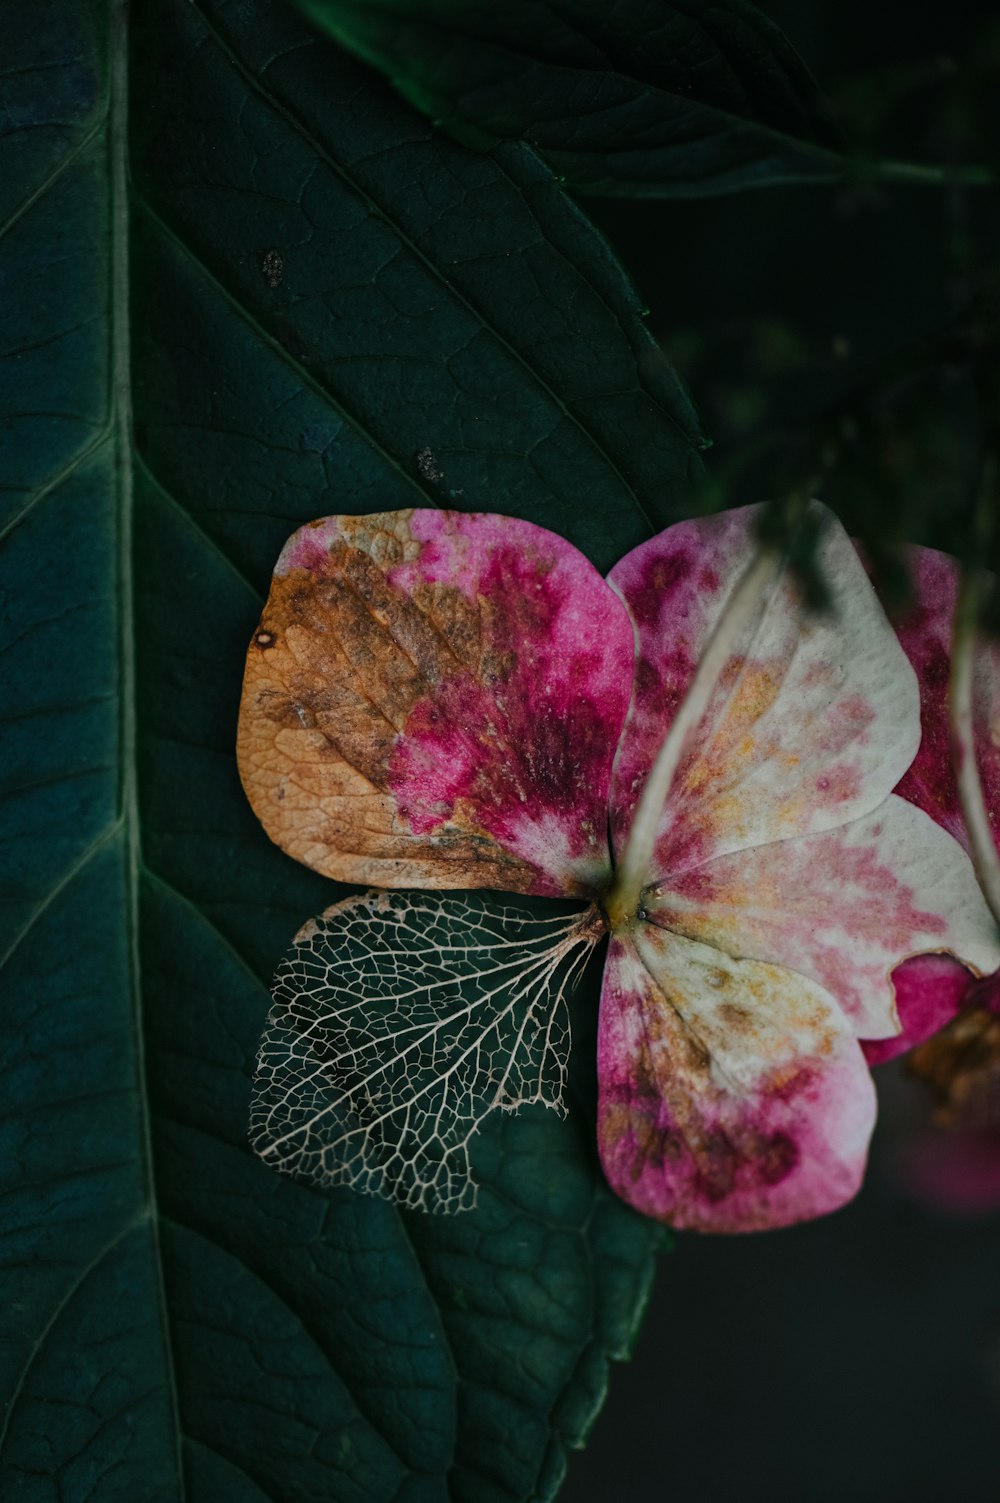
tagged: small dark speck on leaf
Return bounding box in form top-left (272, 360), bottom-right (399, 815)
top-left (416, 447), bottom-right (444, 486)
top-left (262, 249), bottom-right (284, 288)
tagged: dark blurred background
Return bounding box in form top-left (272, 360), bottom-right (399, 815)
top-left (588, 0), bottom-right (1000, 578)
top-left (564, 2), bottom-right (1000, 1499)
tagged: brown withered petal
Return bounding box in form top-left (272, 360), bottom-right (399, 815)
top-left (236, 509), bottom-right (634, 896)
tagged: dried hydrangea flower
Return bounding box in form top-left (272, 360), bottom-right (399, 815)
top-left (237, 504), bottom-right (1000, 1231)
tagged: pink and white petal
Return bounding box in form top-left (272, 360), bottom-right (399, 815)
top-left (975, 630), bottom-right (1000, 856)
top-left (596, 926), bottom-right (876, 1233)
top-left (607, 502), bottom-right (920, 880)
top-left (645, 794), bottom-right (1000, 1040)
top-left (890, 546), bottom-right (1000, 855)
top-left (887, 548), bottom-right (965, 844)
top-left (238, 509), bottom-right (634, 896)
top-left (862, 954), bottom-right (978, 1066)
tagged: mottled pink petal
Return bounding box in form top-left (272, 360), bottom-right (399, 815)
top-left (238, 509), bottom-right (633, 896)
top-left (596, 925), bottom-right (876, 1232)
top-left (890, 546), bottom-right (1000, 857)
top-left (645, 795), bottom-right (1000, 1039)
top-left (863, 954), bottom-right (977, 1066)
top-left (607, 503), bottom-right (921, 882)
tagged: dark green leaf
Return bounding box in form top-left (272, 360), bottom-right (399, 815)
top-left (1, 0), bottom-right (692, 1497)
top-left (296, 0), bottom-right (845, 196)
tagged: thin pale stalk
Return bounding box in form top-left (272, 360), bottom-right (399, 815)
top-left (872, 159), bottom-right (996, 188)
top-left (950, 569), bottom-right (1000, 928)
top-left (604, 545), bottom-right (781, 931)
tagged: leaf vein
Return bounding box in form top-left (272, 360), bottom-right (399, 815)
top-left (141, 864), bottom-right (272, 1004)
top-left (182, 0), bottom-right (681, 523)
top-left (131, 193), bottom-right (440, 511)
top-left (136, 455), bottom-right (264, 604)
top-left (0, 1218), bottom-right (141, 1457)
top-left (0, 431), bottom-right (111, 547)
top-left (0, 820), bottom-right (122, 974)
top-left (162, 1212), bottom-right (414, 1479)
top-left (0, 117), bottom-right (105, 249)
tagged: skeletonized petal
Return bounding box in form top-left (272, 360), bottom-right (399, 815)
top-left (250, 889), bottom-right (603, 1213)
top-left (238, 510), bottom-right (633, 896)
top-left (606, 502), bottom-right (920, 880)
top-left (645, 795), bottom-right (1000, 1040)
top-left (890, 546), bottom-right (1000, 856)
top-left (596, 926), bottom-right (875, 1232)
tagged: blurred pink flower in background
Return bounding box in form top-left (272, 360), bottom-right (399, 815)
top-left (863, 546), bottom-right (1000, 1213)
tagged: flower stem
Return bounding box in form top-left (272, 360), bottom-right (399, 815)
top-left (950, 463), bottom-right (1000, 928)
top-left (871, 158), bottom-right (996, 189)
top-left (604, 544), bottom-right (781, 932)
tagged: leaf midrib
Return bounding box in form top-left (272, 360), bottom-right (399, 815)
top-left (109, 0), bottom-right (188, 1493)
top-left (4, 3), bottom-right (674, 1495)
